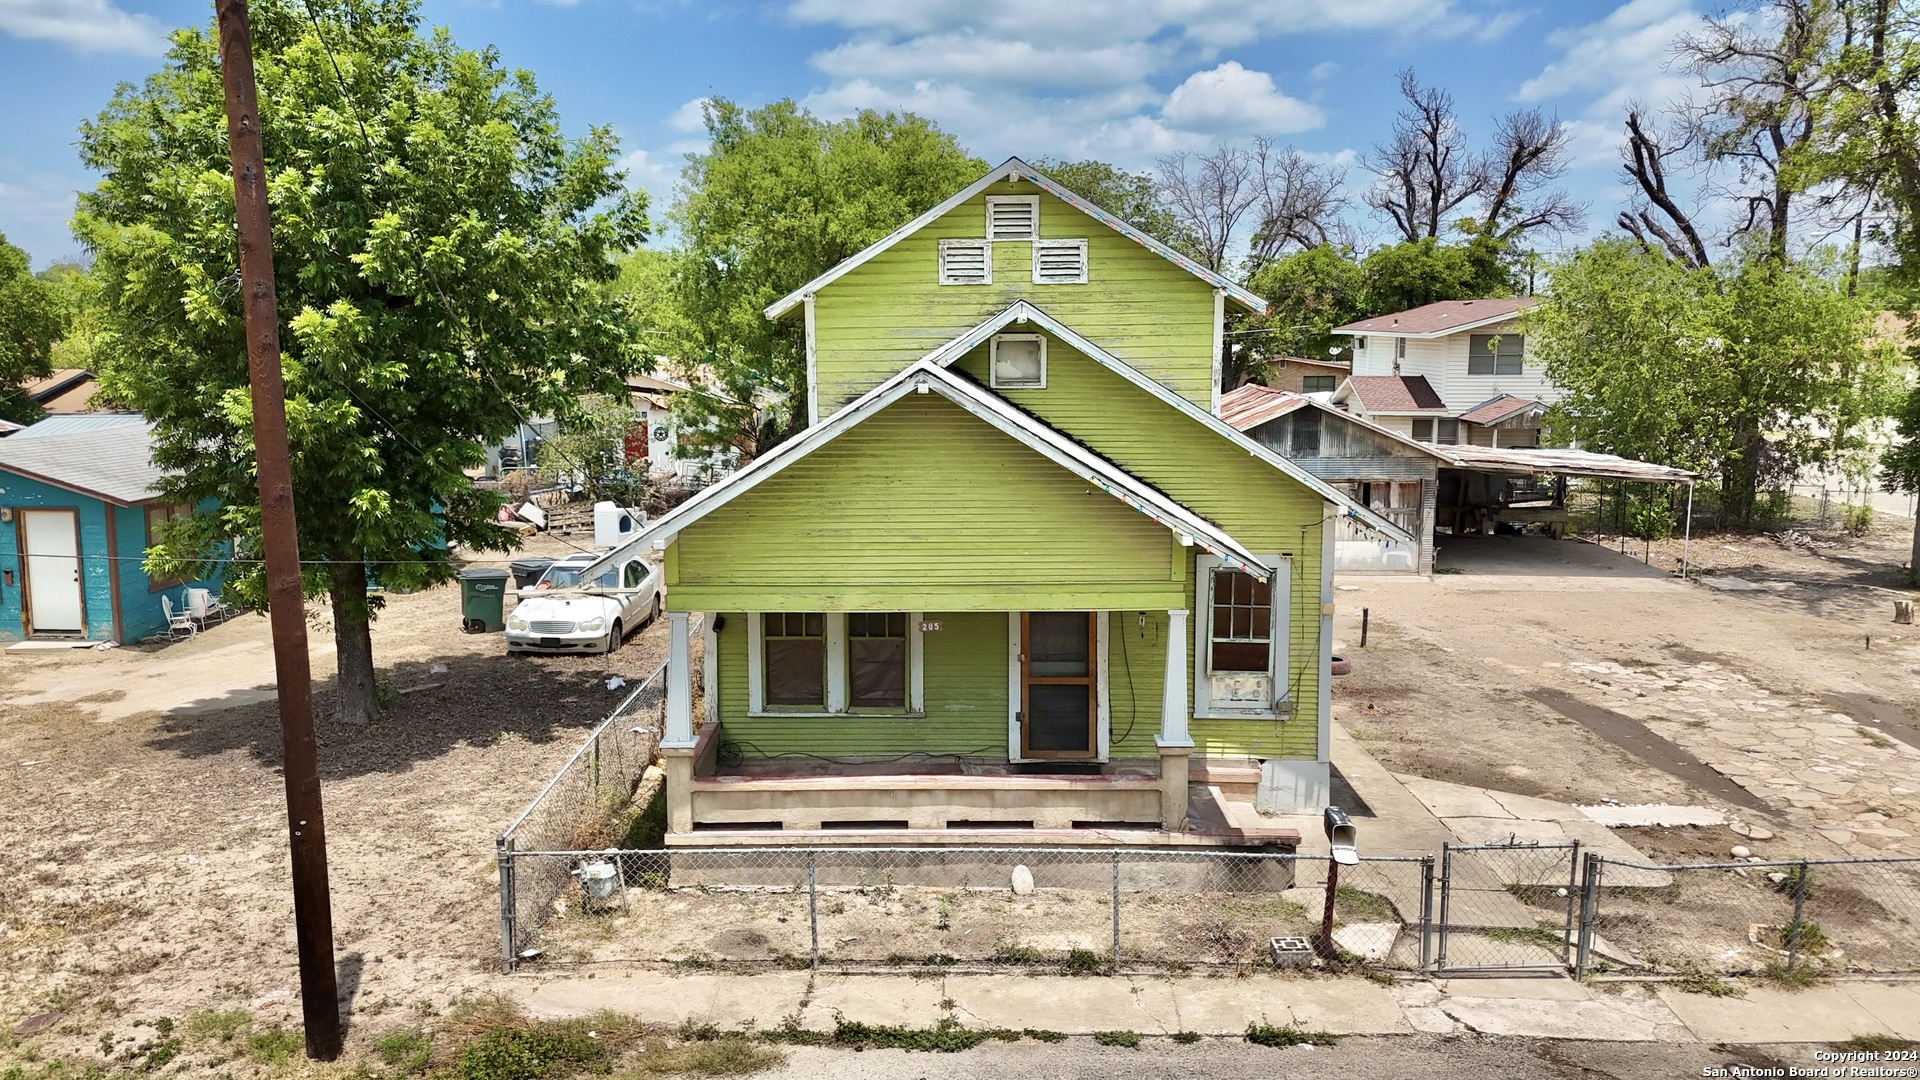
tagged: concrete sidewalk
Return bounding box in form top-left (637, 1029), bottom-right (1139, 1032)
top-left (509, 969), bottom-right (1920, 1044)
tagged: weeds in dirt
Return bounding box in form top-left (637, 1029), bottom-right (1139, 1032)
top-left (184, 1009), bottom-right (251, 1044)
top-left (1171, 1031), bottom-right (1204, 1044)
top-left (1334, 886), bottom-right (1396, 922)
top-left (1857, 727), bottom-right (1896, 750)
top-left (1781, 921), bottom-right (1829, 955)
top-left (1482, 925), bottom-right (1566, 950)
top-left (992, 941), bottom-right (1043, 965)
top-left (624, 1037), bottom-right (785, 1077)
top-left (1245, 1022), bottom-right (1337, 1048)
top-left (1061, 949), bottom-right (1107, 976)
top-left (1217, 896), bottom-right (1307, 920)
top-left (1091, 1030), bottom-right (1140, 1049)
top-left (1760, 961), bottom-right (1824, 989)
top-left (885, 952), bottom-right (955, 968)
top-left (1838, 1035), bottom-right (1918, 1053)
top-left (1023, 1029), bottom-right (1067, 1043)
top-left (454, 1025), bottom-right (607, 1080)
top-left (246, 1026), bottom-right (305, 1065)
top-left (3, 1063), bottom-right (108, 1080)
top-left (376, 1028), bottom-right (434, 1074)
top-left (828, 1016), bottom-right (984, 1053)
top-left (1672, 972), bottom-right (1744, 997)
top-left (1772, 865), bottom-right (1815, 897)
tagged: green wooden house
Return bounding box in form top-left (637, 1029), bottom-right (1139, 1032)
top-left (587, 159), bottom-right (1410, 846)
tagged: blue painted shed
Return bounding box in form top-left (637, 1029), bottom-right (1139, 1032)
top-left (0, 420), bottom-right (221, 644)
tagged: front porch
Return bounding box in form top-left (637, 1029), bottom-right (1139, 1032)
top-left (654, 606), bottom-right (1306, 850)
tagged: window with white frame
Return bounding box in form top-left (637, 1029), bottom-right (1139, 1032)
top-left (1353, 336), bottom-right (1367, 351)
top-left (990, 334), bottom-right (1046, 389)
top-left (1193, 554), bottom-right (1289, 717)
top-left (750, 612), bottom-right (924, 715)
top-left (985, 195), bottom-right (1039, 240)
top-left (1467, 333), bottom-right (1524, 375)
top-left (938, 239), bottom-right (991, 285)
top-left (1031, 239), bottom-right (1087, 284)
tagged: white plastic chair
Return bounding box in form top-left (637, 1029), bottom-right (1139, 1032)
top-left (161, 594), bottom-right (196, 640)
top-left (184, 587), bottom-right (229, 628)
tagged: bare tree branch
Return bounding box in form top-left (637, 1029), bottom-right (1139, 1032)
top-left (1621, 108), bottom-right (1714, 268)
top-left (1155, 145), bottom-right (1259, 272)
top-left (1480, 108), bottom-right (1587, 241)
top-left (1365, 70), bottom-right (1482, 242)
top-left (1243, 137), bottom-right (1350, 273)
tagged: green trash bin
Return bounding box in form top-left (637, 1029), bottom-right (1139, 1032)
top-left (458, 567), bottom-right (511, 633)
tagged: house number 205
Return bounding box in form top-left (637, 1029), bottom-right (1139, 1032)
top-left (919, 620), bottom-right (942, 632)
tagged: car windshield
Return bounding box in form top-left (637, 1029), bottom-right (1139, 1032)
top-left (539, 565), bottom-right (617, 589)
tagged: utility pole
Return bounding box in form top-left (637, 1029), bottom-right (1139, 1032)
top-left (213, 0), bottom-right (342, 1060)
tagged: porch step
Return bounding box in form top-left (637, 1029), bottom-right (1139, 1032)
top-left (1189, 758), bottom-right (1262, 803)
top-left (1183, 784), bottom-right (1302, 848)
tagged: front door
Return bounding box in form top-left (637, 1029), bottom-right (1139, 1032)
top-left (21, 509), bottom-right (84, 636)
top-left (1019, 611), bottom-right (1096, 759)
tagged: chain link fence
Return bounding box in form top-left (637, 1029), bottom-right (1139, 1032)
top-left (1576, 854), bottom-right (1920, 979)
top-left (496, 657), bottom-right (668, 971)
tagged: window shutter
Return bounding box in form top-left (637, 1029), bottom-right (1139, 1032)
top-left (938, 239), bottom-right (991, 285)
top-left (985, 196), bottom-right (1039, 240)
top-left (1032, 239), bottom-right (1088, 284)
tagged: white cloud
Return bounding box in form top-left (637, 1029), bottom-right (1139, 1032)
top-left (1515, 0), bottom-right (1707, 167)
top-left (1161, 62), bottom-right (1323, 136)
top-left (0, 0), bottom-right (168, 54)
top-left (788, 0), bottom-right (1459, 49)
top-left (667, 97), bottom-right (711, 133)
top-left (812, 34), bottom-right (1164, 90)
top-left (1310, 61), bottom-right (1339, 80)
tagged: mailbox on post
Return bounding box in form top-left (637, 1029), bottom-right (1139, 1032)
top-left (1324, 806), bottom-right (1359, 865)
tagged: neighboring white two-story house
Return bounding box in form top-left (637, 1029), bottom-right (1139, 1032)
top-left (1327, 298), bottom-right (1552, 449)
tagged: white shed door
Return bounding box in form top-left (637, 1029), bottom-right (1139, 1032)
top-left (22, 509), bottom-right (84, 634)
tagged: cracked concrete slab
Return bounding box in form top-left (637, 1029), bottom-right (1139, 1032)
top-left (1439, 996), bottom-right (1680, 1041)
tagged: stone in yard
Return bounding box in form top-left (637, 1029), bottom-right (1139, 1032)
top-left (1731, 845), bottom-right (1751, 859)
top-left (11, 1012), bottom-right (62, 1038)
top-left (1011, 864), bottom-right (1035, 895)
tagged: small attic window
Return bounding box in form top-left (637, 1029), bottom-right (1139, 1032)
top-left (990, 334), bottom-right (1046, 390)
top-left (938, 239), bottom-right (991, 285)
top-left (985, 196), bottom-right (1039, 241)
top-left (1032, 239), bottom-right (1087, 284)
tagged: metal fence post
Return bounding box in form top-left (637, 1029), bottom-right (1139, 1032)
top-left (1435, 843), bottom-right (1452, 972)
top-left (808, 851), bottom-right (819, 970)
top-left (591, 731), bottom-right (602, 791)
top-left (1110, 851), bottom-right (1121, 972)
top-left (1574, 852), bottom-right (1602, 980)
top-left (1786, 860), bottom-right (1809, 970)
top-left (497, 836), bottom-right (518, 974)
top-left (1418, 854), bottom-right (1435, 972)
top-left (1562, 840), bottom-right (1581, 967)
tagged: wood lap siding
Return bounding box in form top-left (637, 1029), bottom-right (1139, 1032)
top-left (669, 393), bottom-right (1185, 613)
top-left (810, 181), bottom-right (1217, 414)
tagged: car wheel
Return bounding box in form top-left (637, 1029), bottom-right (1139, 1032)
top-left (648, 594), bottom-right (661, 626)
top-left (606, 619), bottom-right (623, 654)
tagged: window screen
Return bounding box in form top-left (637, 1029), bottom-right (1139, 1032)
top-left (1208, 569), bottom-right (1272, 673)
top-left (847, 612), bottom-right (907, 709)
top-left (1468, 333), bottom-right (1524, 375)
top-left (764, 612), bottom-right (825, 707)
top-left (1412, 417), bottom-right (1434, 442)
top-left (1290, 410), bottom-right (1322, 456)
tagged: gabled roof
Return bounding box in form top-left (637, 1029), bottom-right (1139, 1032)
top-left (913, 301), bottom-right (1413, 543)
top-left (576, 360), bottom-right (1277, 583)
top-left (1457, 394), bottom-right (1547, 426)
top-left (0, 422), bottom-right (164, 505)
top-left (1220, 384), bottom-right (1447, 460)
top-left (1332, 297), bottom-right (1537, 338)
top-left (764, 157), bottom-right (1268, 320)
top-left (1271, 356), bottom-right (1352, 371)
top-left (1330, 375), bottom-right (1448, 414)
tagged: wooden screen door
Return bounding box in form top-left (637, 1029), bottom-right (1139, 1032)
top-left (1020, 611), bottom-right (1096, 759)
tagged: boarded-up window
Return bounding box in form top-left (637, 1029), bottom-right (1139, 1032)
top-left (985, 195), bottom-right (1039, 240)
top-left (1032, 239), bottom-right (1087, 284)
top-left (1468, 333), bottom-right (1524, 375)
top-left (1290, 410), bottom-right (1321, 456)
top-left (847, 612), bottom-right (907, 709)
top-left (1208, 569), bottom-right (1272, 673)
top-left (938, 239), bottom-right (991, 285)
top-left (990, 334), bottom-right (1046, 389)
top-left (764, 612), bottom-right (825, 707)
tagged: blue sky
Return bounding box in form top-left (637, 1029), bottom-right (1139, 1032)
top-left (0, 0), bottom-right (1713, 268)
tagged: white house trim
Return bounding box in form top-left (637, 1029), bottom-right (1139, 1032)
top-left (764, 157), bottom-right (1267, 320)
top-left (1211, 287), bottom-right (1225, 417)
top-left (916, 302), bottom-right (1415, 544)
top-left (575, 359), bottom-right (1275, 584)
top-left (803, 293), bottom-right (819, 427)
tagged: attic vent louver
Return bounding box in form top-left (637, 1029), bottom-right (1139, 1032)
top-left (1032, 239), bottom-right (1088, 284)
top-left (938, 239), bottom-right (991, 285)
top-left (985, 195), bottom-right (1038, 240)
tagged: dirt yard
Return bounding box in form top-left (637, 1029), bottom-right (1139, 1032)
top-left (0, 536), bottom-right (669, 1070)
top-left (1337, 513), bottom-right (1920, 858)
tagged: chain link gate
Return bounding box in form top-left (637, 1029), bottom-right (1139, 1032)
top-left (1434, 841), bottom-right (1581, 974)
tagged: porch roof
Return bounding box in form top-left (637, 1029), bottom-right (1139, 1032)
top-left (580, 360), bottom-right (1274, 583)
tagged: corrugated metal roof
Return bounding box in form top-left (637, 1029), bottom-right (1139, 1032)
top-left (1433, 444), bottom-right (1699, 483)
top-left (1219, 384), bottom-right (1309, 429)
top-left (0, 422), bottom-right (166, 504)
top-left (1333, 297), bottom-right (1537, 338)
top-left (11, 413), bottom-right (148, 439)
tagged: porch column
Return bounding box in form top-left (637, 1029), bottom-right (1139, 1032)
top-left (1158, 609), bottom-right (1192, 747)
top-left (663, 610), bottom-right (695, 748)
top-left (1157, 608), bottom-right (1193, 831)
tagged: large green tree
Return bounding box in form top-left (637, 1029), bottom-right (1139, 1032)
top-left (76, 0), bottom-right (645, 722)
top-left (0, 234), bottom-right (70, 421)
top-left (644, 99), bottom-right (981, 457)
top-left (1532, 239), bottom-right (1898, 525)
